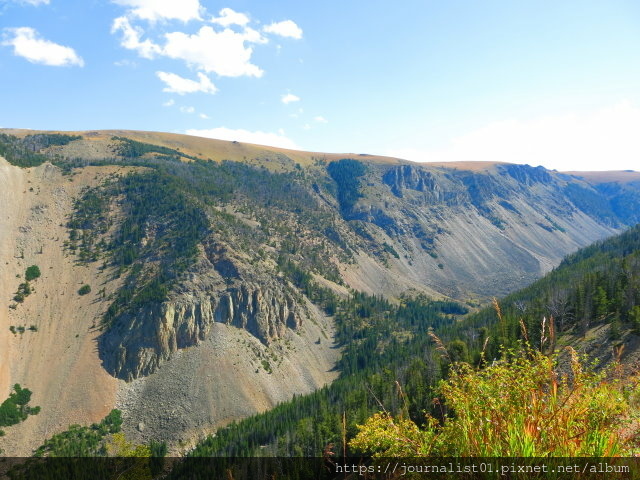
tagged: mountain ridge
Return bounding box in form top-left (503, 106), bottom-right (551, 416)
top-left (1, 129), bottom-right (639, 454)
top-left (4, 128), bottom-right (638, 176)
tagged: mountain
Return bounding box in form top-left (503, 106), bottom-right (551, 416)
top-left (462, 222), bottom-right (640, 368)
top-left (175, 220), bottom-right (640, 462)
top-left (1, 129), bottom-right (639, 455)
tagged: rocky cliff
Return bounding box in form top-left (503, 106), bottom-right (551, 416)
top-left (100, 279), bottom-right (302, 381)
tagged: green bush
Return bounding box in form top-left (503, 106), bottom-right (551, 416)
top-left (34, 409), bottom-right (122, 457)
top-left (351, 347), bottom-right (635, 457)
top-left (261, 360), bottom-right (272, 373)
top-left (0, 384), bottom-right (39, 428)
top-left (78, 284), bottom-right (91, 295)
top-left (25, 265), bottom-right (41, 281)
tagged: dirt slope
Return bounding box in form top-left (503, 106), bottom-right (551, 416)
top-left (0, 159), bottom-right (121, 455)
top-left (0, 157), bottom-right (340, 456)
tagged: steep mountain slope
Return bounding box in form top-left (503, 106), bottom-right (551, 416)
top-left (0, 155), bottom-right (340, 454)
top-left (461, 223), bottom-right (640, 368)
top-left (0, 160), bottom-right (121, 455)
top-left (183, 223), bottom-right (640, 462)
top-left (1, 129), bottom-right (639, 454)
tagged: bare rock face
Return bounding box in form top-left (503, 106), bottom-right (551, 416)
top-left (383, 165), bottom-right (438, 197)
top-left (501, 164), bottom-right (552, 186)
top-left (100, 267), bottom-right (302, 381)
top-left (381, 164), bottom-right (468, 205)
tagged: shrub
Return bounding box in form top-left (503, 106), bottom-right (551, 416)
top-left (0, 384), bottom-right (39, 428)
top-left (261, 360), bottom-right (272, 373)
top-left (25, 265), bottom-right (41, 282)
top-left (351, 347), bottom-right (636, 457)
top-left (14, 282), bottom-right (31, 303)
top-left (78, 284), bottom-right (91, 295)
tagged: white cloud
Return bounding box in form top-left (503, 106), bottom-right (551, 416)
top-left (162, 99), bottom-right (175, 107)
top-left (156, 71), bottom-right (217, 95)
top-left (2, 27), bottom-right (84, 66)
top-left (302, 124), bottom-right (311, 130)
top-left (263, 20), bottom-right (303, 39)
top-left (110, 4), bottom-right (305, 91)
top-left (112, 17), bottom-right (267, 78)
top-left (114, 58), bottom-right (137, 67)
top-left (211, 8), bottom-right (249, 27)
top-left (314, 116), bottom-right (328, 123)
top-left (112, 0), bottom-right (202, 22)
top-left (241, 27), bottom-right (268, 45)
top-left (111, 16), bottom-right (162, 59)
top-left (199, 113), bottom-right (210, 119)
top-left (281, 93), bottom-right (300, 104)
top-left (12, 0), bottom-right (50, 5)
top-left (386, 101), bottom-right (640, 172)
top-left (180, 106), bottom-right (195, 114)
top-left (163, 26), bottom-right (264, 77)
top-left (186, 127), bottom-right (298, 149)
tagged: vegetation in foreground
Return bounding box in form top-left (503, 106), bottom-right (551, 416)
top-left (5, 410), bottom-right (168, 480)
top-left (348, 226), bottom-right (640, 459)
top-left (351, 343), bottom-right (639, 457)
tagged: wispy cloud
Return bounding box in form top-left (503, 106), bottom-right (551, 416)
top-left (114, 58), bottom-right (137, 67)
top-left (111, 16), bottom-right (161, 59)
top-left (281, 93), bottom-right (300, 104)
top-left (2, 27), bottom-right (84, 66)
top-left (263, 20), bottom-right (303, 39)
top-left (180, 106), bottom-right (195, 114)
top-left (112, 0), bottom-right (202, 23)
top-left (314, 116), bottom-right (328, 123)
top-left (156, 71), bottom-right (217, 95)
top-left (8, 0), bottom-right (50, 5)
top-left (186, 126), bottom-right (298, 149)
top-left (210, 8), bottom-right (249, 27)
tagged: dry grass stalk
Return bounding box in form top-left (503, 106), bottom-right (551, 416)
top-left (481, 336), bottom-right (490, 356)
top-left (565, 346), bottom-right (582, 379)
top-left (492, 297), bottom-right (503, 321)
top-left (613, 344), bottom-right (625, 379)
top-left (549, 315), bottom-right (556, 354)
top-left (519, 318), bottom-right (529, 343)
top-left (428, 329), bottom-right (451, 362)
top-left (492, 297), bottom-right (505, 339)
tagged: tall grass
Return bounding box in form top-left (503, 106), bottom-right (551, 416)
top-left (351, 316), bottom-right (639, 457)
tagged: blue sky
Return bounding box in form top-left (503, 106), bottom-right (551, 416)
top-left (1, 0), bottom-right (640, 171)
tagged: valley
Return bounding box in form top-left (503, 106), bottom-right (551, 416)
top-left (1, 129), bottom-right (640, 458)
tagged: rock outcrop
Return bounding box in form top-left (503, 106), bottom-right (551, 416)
top-left (501, 164), bottom-right (552, 186)
top-left (100, 281), bottom-right (302, 381)
top-left (383, 165), bottom-right (438, 197)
